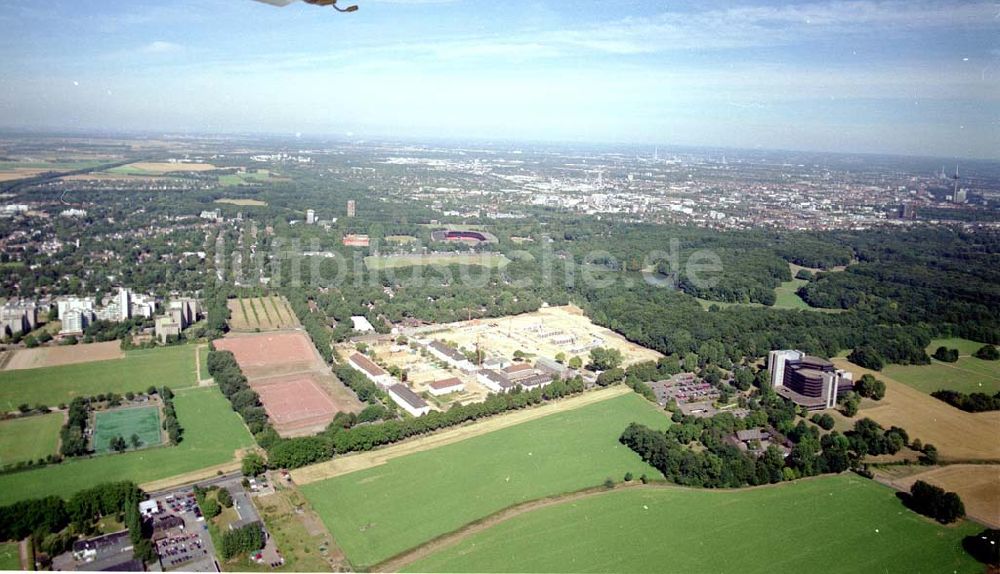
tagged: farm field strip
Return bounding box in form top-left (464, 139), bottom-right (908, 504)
top-left (248, 297), bottom-right (262, 325)
top-left (214, 198), bottom-right (268, 206)
top-left (0, 385), bottom-right (254, 505)
top-left (403, 475), bottom-right (982, 574)
top-left (1, 340), bottom-right (124, 371)
top-left (299, 390), bottom-right (668, 570)
top-left (226, 296), bottom-right (300, 331)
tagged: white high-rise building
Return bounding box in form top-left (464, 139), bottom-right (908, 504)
top-left (57, 296), bottom-right (96, 334)
top-left (767, 349), bottom-right (804, 389)
top-left (306, 209), bottom-right (316, 224)
top-left (130, 294), bottom-right (156, 318)
top-left (117, 287), bottom-right (131, 321)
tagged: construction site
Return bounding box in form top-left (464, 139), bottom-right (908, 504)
top-left (339, 305), bottom-right (662, 411)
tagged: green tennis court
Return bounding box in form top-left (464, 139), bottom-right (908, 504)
top-left (93, 406), bottom-right (162, 453)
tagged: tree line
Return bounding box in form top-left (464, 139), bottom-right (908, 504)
top-left (0, 481), bottom-right (156, 567)
top-left (930, 390), bottom-right (1000, 413)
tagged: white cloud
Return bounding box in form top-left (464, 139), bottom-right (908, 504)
top-left (141, 41), bottom-right (183, 54)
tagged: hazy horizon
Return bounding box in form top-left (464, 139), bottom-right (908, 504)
top-left (1, 0), bottom-right (998, 160)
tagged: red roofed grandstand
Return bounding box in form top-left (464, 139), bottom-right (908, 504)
top-left (431, 228), bottom-right (498, 244)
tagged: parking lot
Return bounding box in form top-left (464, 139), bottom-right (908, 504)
top-left (147, 489), bottom-right (218, 572)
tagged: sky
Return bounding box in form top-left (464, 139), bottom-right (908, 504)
top-left (0, 0), bottom-right (998, 159)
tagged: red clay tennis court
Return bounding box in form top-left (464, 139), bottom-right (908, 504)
top-left (214, 332), bottom-right (317, 375)
top-left (253, 374), bottom-right (337, 435)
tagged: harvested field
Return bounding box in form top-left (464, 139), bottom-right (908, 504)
top-left (214, 198), bottom-right (268, 206)
top-left (880, 464), bottom-right (1000, 528)
top-left (0, 168), bottom-right (48, 181)
top-left (61, 172), bottom-right (159, 181)
top-left (834, 358), bottom-right (1000, 461)
top-left (226, 296), bottom-right (299, 331)
top-left (109, 162), bottom-right (217, 175)
top-left (214, 332), bottom-right (317, 377)
top-left (253, 373), bottom-right (337, 436)
top-left (2, 341), bottom-right (124, 370)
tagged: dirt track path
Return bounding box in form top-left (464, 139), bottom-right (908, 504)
top-left (18, 538), bottom-right (29, 570)
top-left (138, 448), bottom-right (250, 493)
top-left (195, 344), bottom-right (214, 386)
top-left (290, 386), bottom-right (632, 485)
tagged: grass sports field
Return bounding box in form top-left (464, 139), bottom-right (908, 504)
top-left (0, 413), bottom-right (62, 467)
top-left (0, 345), bottom-right (198, 409)
top-left (0, 541), bottom-right (19, 570)
top-left (405, 476), bottom-right (981, 573)
top-left (219, 171), bottom-right (273, 186)
top-left (0, 386), bottom-right (253, 505)
top-left (300, 393), bottom-right (670, 570)
top-left (92, 406), bottom-right (162, 454)
top-left (364, 253), bottom-right (510, 270)
top-left (881, 338), bottom-right (1000, 395)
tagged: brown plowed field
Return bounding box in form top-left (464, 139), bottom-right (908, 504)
top-left (2, 341), bottom-right (124, 370)
top-left (214, 332), bottom-right (316, 378)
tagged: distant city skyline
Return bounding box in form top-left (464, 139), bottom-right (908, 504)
top-left (1, 0), bottom-right (998, 159)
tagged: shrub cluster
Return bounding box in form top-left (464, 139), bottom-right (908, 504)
top-left (908, 480), bottom-right (965, 524)
top-left (220, 522), bottom-right (265, 560)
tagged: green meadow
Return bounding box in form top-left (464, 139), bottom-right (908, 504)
top-left (0, 386), bottom-right (253, 505)
top-left (0, 413), bottom-right (63, 467)
top-left (0, 345), bottom-right (198, 409)
top-left (407, 475), bottom-right (981, 574)
top-left (301, 393), bottom-right (670, 570)
top-left (883, 338), bottom-right (1000, 395)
